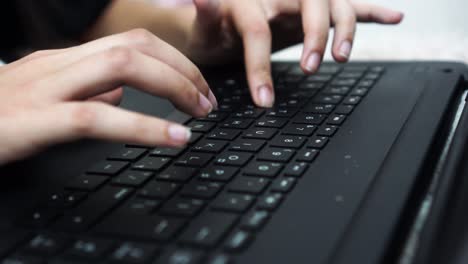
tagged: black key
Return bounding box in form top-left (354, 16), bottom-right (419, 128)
top-left (351, 87), bottom-right (368, 96)
top-left (272, 63), bottom-right (291, 74)
top-left (327, 114), bottom-right (346, 125)
top-left (363, 73), bottom-right (380, 80)
top-left (232, 109), bottom-right (264, 119)
top-left (317, 125), bottom-right (338, 137)
top-left (276, 98), bottom-right (305, 108)
top-left (229, 139), bottom-right (265, 152)
top-left (305, 74), bottom-right (333, 82)
top-left (286, 65), bottom-right (306, 76)
top-left (42, 191), bottom-right (87, 208)
top-left (228, 177), bottom-right (270, 194)
top-left (108, 148), bottom-right (147, 161)
top-left (244, 162), bottom-right (283, 178)
top-left (54, 186), bottom-right (132, 232)
top-left (221, 118), bottom-right (253, 129)
top-left (265, 108), bottom-right (297, 118)
top-left (160, 197), bottom-right (205, 217)
top-left (207, 129), bottom-right (241, 141)
top-left (112, 171), bottom-right (153, 187)
top-left (296, 149), bottom-right (319, 162)
top-left (187, 121), bottom-right (216, 133)
top-left (370, 66), bottom-right (385, 72)
top-left (357, 80), bottom-right (374, 88)
top-left (241, 211), bottom-right (270, 231)
top-left (225, 230), bottom-right (251, 252)
top-left (337, 72), bottom-right (363, 78)
top-left (212, 193), bottom-right (255, 213)
top-left (96, 215), bottom-right (186, 241)
top-left (312, 95), bottom-right (343, 104)
top-left (271, 178), bottom-right (297, 193)
top-left (323, 86), bottom-right (351, 95)
top-left (23, 234), bottom-right (69, 257)
top-left (109, 242), bottom-right (158, 263)
top-left (181, 181), bottom-right (223, 199)
top-left (343, 95), bottom-right (362, 105)
top-left (207, 254), bottom-right (231, 264)
top-left (158, 249), bottom-right (203, 264)
top-left (189, 132), bottom-right (203, 144)
top-left (317, 65), bottom-right (341, 74)
top-left (307, 136), bottom-right (329, 149)
top-left (292, 113), bottom-right (325, 125)
top-left (66, 175), bottom-right (108, 191)
top-left (257, 193), bottom-right (284, 211)
top-left (198, 112), bottom-right (229, 122)
top-left (270, 135), bottom-right (306, 149)
top-left (87, 160), bottom-right (128, 175)
top-left (331, 78), bottom-right (357, 86)
top-left (192, 140), bottom-right (228, 153)
top-left (258, 148), bottom-right (295, 162)
top-left (116, 198), bottom-right (161, 215)
top-left (335, 105), bottom-right (354, 115)
top-left (243, 127), bottom-right (277, 140)
top-left (180, 212), bottom-right (238, 247)
top-left (157, 166), bottom-right (197, 182)
top-left (343, 66), bottom-right (367, 72)
top-left (176, 152), bottom-right (213, 167)
top-left (1, 256), bottom-right (42, 264)
top-left (298, 82), bottom-right (324, 90)
top-left (151, 147), bottom-right (184, 157)
top-left (139, 181), bottom-right (179, 199)
top-left (255, 117), bottom-right (288, 128)
top-left (133, 156), bottom-right (171, 171)
top-left (282, 124), bottom-right (316, 136)
top-left (198, 166), bottom-right (238, 182)
top-left (19, 208), bottom-right (59, 228)
top-left (218, 103), bottom-right (235, 112)
top-left (215, 152), bottom-right (252, 166)
top-left (303, 104), bottom-right (335, 114)
top-left (284, 162), bottom-right (309, 177)
top-left (65, 238), bottom-right (113, 260)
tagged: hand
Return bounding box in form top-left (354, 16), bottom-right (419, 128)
top-left (186, 0), bottom-right (404, 107)
top-left (0, 29), bottom-right (217, 165)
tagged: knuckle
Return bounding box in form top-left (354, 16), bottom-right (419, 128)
top-left (338, 14), bottom-right (357, 27)
top-left (247, 22), bottom-right (271, 38)
top-left (190, 68), bottom-right (207, 92)
top-left (69, 103), bottom-right (99, 134)
top-left (125, 28), bottom-right (154, 46)
top-left (102, 46), bottom-right (134, 75)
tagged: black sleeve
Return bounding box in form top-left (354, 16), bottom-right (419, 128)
top-left (0, 0), bottom-right (111, 61)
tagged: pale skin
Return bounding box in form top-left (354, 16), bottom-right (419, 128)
top-left (0, 0), bottom-right (403, 165)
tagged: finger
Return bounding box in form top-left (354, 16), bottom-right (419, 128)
top-left (88, 87), bottom-right (124, 105)
top-left (33, 47), bottom-right (214, 117)
top-left (330, 0), bottom-right (356, 62)
top-left (352, 2), bottom-right (404, 24)
top-left (193, 0), bottom-right (222, 33)
top-left (300, 0), bottom-right (330, 74)
top-left (229, 0), bottom-right (274, 107)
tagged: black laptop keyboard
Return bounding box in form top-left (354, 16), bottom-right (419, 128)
top-left (5, 63), bottom-right (384, 264)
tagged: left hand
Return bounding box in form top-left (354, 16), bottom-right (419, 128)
top-left (185, 0), bottom-right (404, 107)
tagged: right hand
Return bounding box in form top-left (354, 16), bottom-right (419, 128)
top-left (0, 29), bottom-right (217, 165)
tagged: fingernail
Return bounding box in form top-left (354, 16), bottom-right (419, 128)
top-left (199, 93), bottom-right (213, 113)
top-left (168, 124), bottom-right (191, 143)
top-left (339, 40), bottom-right (352, 59)
top-left (258, 85), bottom-right (273, 108)
top-left (305, 52), bottom-right (321, 73)
top-left (208, 90), bottom-right (218, 110)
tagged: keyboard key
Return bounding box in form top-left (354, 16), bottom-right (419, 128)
top-left (175, 152), bottom-right (213, 167)
top-left (243, 127), bottom-right (277, 140)
top-left (198, 111), bottom-right (228, 122)
top-left (232, 108), bottom-right (264, 118)
top-left (357, 80), bottom-right (374, 88)
top-left (116, 198), bottom-right (161, 215)
top-left (292, 113), bottom-right (325, 125)
top-left (221, 118), bottom-right (253, 129)
top-left (112, 171), bottom-right (153, 187)
top-left (23, 234), bottom-right (69, 257)
top-left (157, 166), bottom-right (197, 182)
top-left (108, 148), bottom-right (147, 161)
top-left (337, 72), bottom-right (363, 78)
top-left (351, 87), bottom-right (368, 96)
top-left (284, 162), bottom-right (309, 177)
top-left (66, 175), bottom-right (108, 191)
top-left (282, 124), bottom-right (316, 136)
top-left (87, 160), bottom-right (128, 175)
top-left (327, 114), bottom-right (346, 125)
top-left (212, 193), bottom-right (255, 213)
top-left (244, 162), bottom-right (283, 178)
top-left (258, 148), bottom-right (295, 162)
top-left (133, 156), bottom-right (171, 171)
top-left (139, 181), bottom-right (179, 199)
top-left (331, 78), bottom-right (356, 86)
top-left (265, 108), bottom-right (297, 118)
top-left (271, 178), bottom-right (297, 193)
top-left (241, 211), bottom-right (270, 231)
top-left (150, 147), bottom-right (185, 157)
top-left (296, 149), bottom-right (319, 162)
top-left (65, 238), bottom-right (113, 260)
top-left (160, 197), bottom-right (205, 217)
top-left (312, 95), bottom-right (343, 105)
top-left (229, 139), bottom-right (265, 152)
top-left (189, 132), bottom-right (203, 144)
top-left (370, 66), bottom-right (385, 72)
top-left (257, 193), bottom-right (284, 211)
top-left (318, 65), bottom-right (340, 74)
top-left (270, 135), bottom-right (306, 149)
top-left (18, 208), bottom-right (59, 228)
top-left (207, 129), bottom-right (241, 141)
top-left (180, 212), bottom-right (238, 247)
top-left (109, 242), bottom-right (158, 263)
top-left (323, 86), bottom-right (351, 95)
top-left (255, 117), bottom-right (288, 128)
top-left (335, 105), bottom-right (354, 115)
top-left (298, 82), bottom-right (324, 90)
top-left (158, 249), bottom-right (203, 264)
top-left (198, 166), bottom-right (238, 182)
top-left (228, 177), bottom-right (270, 194)
top-left (343, 95), bottom-right (362, 105)
top-left (276, 98), bottom-right (305, 108)
top-left (305, 74), bottom-right (333, 82)
top-left (215, 152), bottom-right (252, 166)
top-left (225, 230), bottom-right (251, 252)
top-left (317, 125), bottom-right (338, 137)
top-left (181, 181), bottom-right (223, 199)
top-left (192, 140), bottom-right (228, 153)
top-left (1, 256), bottom-right (42, 264)
top-left (307, 136), bottom-right (329, 149)
top-left (187, 121), bottom-right (216, 133)
top-left (302, 104), bottom-right (335, 114)
top-left (207, 254), bottom-right (231, 264)
top-left (42, 191), bottom-right (87, 208)
top-left (363, 72), bottom-right (380, 80)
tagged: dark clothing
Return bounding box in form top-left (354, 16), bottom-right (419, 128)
top-left (0, 0), bottom-right (111, 61)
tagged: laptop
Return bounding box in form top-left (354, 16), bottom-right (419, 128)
top-left (0, 60), bottom-right (467, 264)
